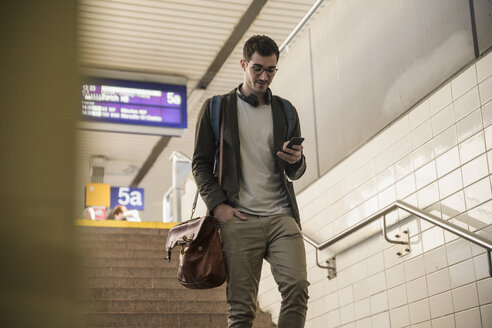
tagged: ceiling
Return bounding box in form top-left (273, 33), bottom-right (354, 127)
top-left (76, 0), bottom-right (326, 220)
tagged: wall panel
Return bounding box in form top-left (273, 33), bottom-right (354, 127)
top-left (474, 0), bottom-right (492, 54)
top-left (272, 32), bottom-right (319, 191)
top-left (309, 0), bottom-right (474, 174)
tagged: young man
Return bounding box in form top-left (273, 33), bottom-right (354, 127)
top-left (192, 35), bottom-right (309, 328)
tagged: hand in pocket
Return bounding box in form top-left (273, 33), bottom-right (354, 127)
top-left (213, 203), bottom-right (247, 223)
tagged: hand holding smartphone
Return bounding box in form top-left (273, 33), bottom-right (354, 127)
top-left (286, 137), bottom-right (305, 149)
top-left (277, 137), bottom-right (304, 164)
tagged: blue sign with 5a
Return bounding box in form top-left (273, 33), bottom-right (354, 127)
top-left (110, 187), bottom-right (144, 210)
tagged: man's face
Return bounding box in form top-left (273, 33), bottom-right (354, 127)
top-left (240, 52), bottom-right (278, 97)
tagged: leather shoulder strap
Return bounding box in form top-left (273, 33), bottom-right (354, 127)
top-left (217, 96), bottom-right (225, 187)
top-left (191, 96), bottom-right (225, 218)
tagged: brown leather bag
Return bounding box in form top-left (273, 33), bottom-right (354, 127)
top-left (165, 215), bottom-right (226, 289)
top-left (164, 97), bottom-right (226, 289)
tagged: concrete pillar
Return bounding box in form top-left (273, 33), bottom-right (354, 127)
top-left (0, 1), bottom-right (84, 327)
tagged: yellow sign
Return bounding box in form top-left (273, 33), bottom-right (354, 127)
top-left (85, 183), bottom-right (110, 207)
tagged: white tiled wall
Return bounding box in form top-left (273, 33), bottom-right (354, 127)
top-left (258, 52), bottom-right (492, 327)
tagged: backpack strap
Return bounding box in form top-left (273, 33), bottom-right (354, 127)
top-left (277, 96), bottom-right (297, 140)
top-left (209, 95), bottom-right (223, 174)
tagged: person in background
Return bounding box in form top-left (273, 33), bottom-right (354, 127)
top-left (107, 205), bottom-right (127, 220)
top-left (192, 35), bottom-right (309, 328)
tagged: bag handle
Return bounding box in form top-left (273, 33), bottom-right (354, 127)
top-left (190, 96), bottom-right (225, 219)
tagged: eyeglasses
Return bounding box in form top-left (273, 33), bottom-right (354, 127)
top-left (245, 61), bottom-right (278, 76)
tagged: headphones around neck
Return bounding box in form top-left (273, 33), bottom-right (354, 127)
top-left (237, 84), bottom-right (272, 107)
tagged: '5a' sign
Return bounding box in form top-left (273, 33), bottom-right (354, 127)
top-left (110, 187), bottom-right (144, 210)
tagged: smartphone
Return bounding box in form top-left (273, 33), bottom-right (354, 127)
top-left (286, 137), bottom-right (305, 149)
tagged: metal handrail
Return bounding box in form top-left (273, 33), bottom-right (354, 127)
top-left (279, 0), bottom-right (326, 54)
top-left (303, 200), bottom-right (492, 278)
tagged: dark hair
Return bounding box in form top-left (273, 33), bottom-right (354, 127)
top-left (243, 35), bottom-right (279, 62)
top-left (112, 205), bottom-right (126, 216)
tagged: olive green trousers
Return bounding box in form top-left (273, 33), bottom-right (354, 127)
top-left (219, 213), bottom-right (309, 328)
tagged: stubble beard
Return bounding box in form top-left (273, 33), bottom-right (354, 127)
top-left (253, 78), bottom-right (269, 94)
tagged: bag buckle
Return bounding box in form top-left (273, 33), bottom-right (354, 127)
top-left (177, 234), bottom-right (194, 255)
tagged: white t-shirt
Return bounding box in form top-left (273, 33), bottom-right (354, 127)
top-left (234, 94), bottom-right (291, 216)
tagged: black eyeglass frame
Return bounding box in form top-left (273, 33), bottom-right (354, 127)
top-left (245, 61), bottom-right (279, 77)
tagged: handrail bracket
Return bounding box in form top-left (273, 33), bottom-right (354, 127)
top-left (314, 248), bottom-right (337, 279)
top-left (326, 257), bottom-right (336, 280)
top-left (383, 215), bottom-right (411, 257)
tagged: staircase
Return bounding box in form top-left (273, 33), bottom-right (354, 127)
top-left (76, 223), bottom-right (277, 328)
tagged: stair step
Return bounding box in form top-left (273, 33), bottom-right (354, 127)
top-left (82, 266), bottom-right (177, 278)
top-left (83, 277), bottom-right (188, 289)
top-left (89, 300), bottom-right (228, 313)
top-left (85, 312), bottom-right (227, 327)
top-left (76, 226), bottom-right (167, 236)
top-left (81, 257), bottom-right (174, 268)
top-left (85, 311), bottom-right (276, 328)
top-left (77, 240), bottom-right (165, 251)
top-left (83, 287), bottom-right (227, 301)
top-left (77, 233), bottom-right (167, 245)
top-left (79, 248), bottom-right (167, 260)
